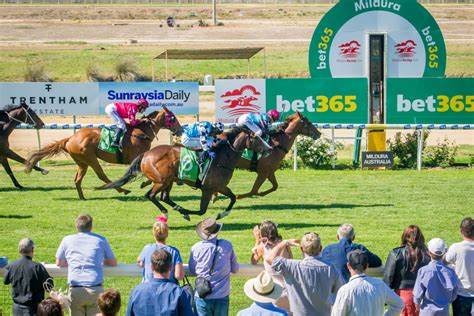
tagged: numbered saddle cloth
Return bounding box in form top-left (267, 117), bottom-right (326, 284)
top-left (98, 127), bottom-right (124, 154)
top-left (178, 147), bottom-right (211, 183)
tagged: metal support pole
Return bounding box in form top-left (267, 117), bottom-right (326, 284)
top-left (36, 129), bottom-right (42, 167)
top-left (165, 52), bottom-right (168, 81)
top-left (417, 129), bottom-right (423, 171)
top-left (152, 60), bottom-right (155, 82)
top-left (331, 127), bottom-right (336, 169)
top-left (293, 138), bottom-right (298, 171)
top-left (72, 115), bottom-right (77, 134)
top-left (263, 48), bottom-right (267, 78)
top-left (212, 0), bottom-right (217, 26)
top-left (247, 59), bottom-right (250, 78)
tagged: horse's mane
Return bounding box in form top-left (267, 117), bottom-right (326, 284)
top-left (1, 104), bottom-right (23, 112)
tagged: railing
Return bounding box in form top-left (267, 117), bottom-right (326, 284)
top-left (0, 263), bottom-right (384, 278)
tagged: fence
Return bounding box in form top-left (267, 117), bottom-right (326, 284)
top-left (0, 263), bottom-right (384, 315)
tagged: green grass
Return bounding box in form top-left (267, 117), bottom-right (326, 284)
top-left (0, 164), bottom-right (473, 315)
top-left (0, 43), bottom-right (473, 82)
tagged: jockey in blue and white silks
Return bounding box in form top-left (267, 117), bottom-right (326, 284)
top-left (237, 110), bottom-right (280, 150)
top-left (182, 121), bottom-right (224, 166)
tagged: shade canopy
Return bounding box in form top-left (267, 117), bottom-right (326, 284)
top-left (154, 47), bottom-right (264, 60)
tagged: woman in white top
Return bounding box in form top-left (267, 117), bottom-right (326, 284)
top-left (251, 220), bottom-right (292, 313)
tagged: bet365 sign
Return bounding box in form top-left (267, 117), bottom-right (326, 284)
top-left (387, 78), bottom-right (474, 124)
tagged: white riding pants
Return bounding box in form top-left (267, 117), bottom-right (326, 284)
top-left (105, 103), bottom-right (126, 130)
top-left (237, 116), bottom-right (263, 136)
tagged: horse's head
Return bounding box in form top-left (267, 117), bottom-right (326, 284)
top-left (6, 102), bottom-right (44, 129)
top-left (146, 106), bottom-right (183, 136)
top-left (285, 112), bottom-right (321, 140)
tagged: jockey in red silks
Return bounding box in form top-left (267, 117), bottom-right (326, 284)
top-left (104, 98), bottom-right (149, 148)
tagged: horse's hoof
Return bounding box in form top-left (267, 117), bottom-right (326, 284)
top-left (123, 189), bottom-right (131, 195)
top-left (183, 214), bottom-right (191, 221)
top-left (41, 169), bottom-right (49, 175)
top-left (15, 185), bottom-right (25, 190)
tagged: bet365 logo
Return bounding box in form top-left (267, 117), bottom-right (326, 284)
top-left (397, 94), bottom-right (474, 113)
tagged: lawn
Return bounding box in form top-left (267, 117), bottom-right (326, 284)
top-left (0, 164), bottom-right (473, 315)
top-left (0, 43), bottom-right (473, 82)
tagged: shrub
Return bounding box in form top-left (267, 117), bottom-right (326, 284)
top-left (424, 138), bottom-right (458, 168)
top-left (294, 136), bottom-right (339, 169)
top-left (387, 131), bottom-right (429, 168)
top-left (86, 64), bottom-right (114, 82)
top-left (24, 60), bottom-right (52, 82)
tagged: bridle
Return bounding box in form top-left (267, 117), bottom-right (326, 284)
top-left (6, 105), bottom-right (36, 126)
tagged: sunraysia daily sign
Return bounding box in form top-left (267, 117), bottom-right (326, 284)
top-left (309, 0), bottom-right (446, 78)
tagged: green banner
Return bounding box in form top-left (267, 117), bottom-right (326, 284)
top-left (266, 78), bottom-right (368, 124)
top-left (386, 78), bottom-right (474, 124)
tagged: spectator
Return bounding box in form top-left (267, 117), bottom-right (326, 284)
top-left (137, 218), bottom-right (184, 283)
top-left (189, 218), bottom-right (239, 316)
top-left (331, 249), bottom-right (403, 316)
top-left (384, 225), bottom-right (430, 316)
top-left (320, 224), bottom-right (382, 283)
top-left (126, 249), bottom-right (194, 316)
top-left (413, 238), bottom-right (462, 316)
top-left (37, 298), bottom-right (63, 316)
top-left (97, 289), bottom-right (121, 316)
top-left (237, 271), bottom-right (288, 316)
top-left (55, 214), bottom-right (117, 316)
top-left (266, 232), bottom-right (343, 316)
top-left (250, 221), bottom-right (292, 311)
top-left (445, 217), bottom-right (474, 316)
top-left (3, 238), bottom-right (53, 316)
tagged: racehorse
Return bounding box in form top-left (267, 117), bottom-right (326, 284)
top-left (0, 102), bottom-right (47, 189)
top-left (230, 112), bottom-right (321, 200)
top-left (25, 107), bottom-right (182, 200)
top-left (97, 127), bottom-right (268, 220)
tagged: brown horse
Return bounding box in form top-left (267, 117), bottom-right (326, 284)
top-left (0, 102), bottom-right (47, 189)
top-left (25, 108), bottom-right (183, 200)
top-left (97, 127), bottom-right (268, 220)
top-left (232, 112), bottom-right (321, 199)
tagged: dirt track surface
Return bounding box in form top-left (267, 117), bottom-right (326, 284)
top-left (0, 5), bottom-right (473, 44)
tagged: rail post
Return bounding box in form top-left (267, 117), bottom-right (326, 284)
top-left (416, 129), bottom-right (423, 171)
top-left (331, 127), bottom-right (336, 169)
top-left (72, 115), bottom-right (77, 134)
top-left (293, 138), bottom-right (298, 171)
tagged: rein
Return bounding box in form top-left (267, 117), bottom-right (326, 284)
top-left (6, 106), bottom-right (35, 126)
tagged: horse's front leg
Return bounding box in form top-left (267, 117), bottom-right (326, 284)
top-left (236, 173), bottom-right (268, 200)
top-left (0, 156), bottom-right (23, 189)
top-left (216, 186), bottom-right (236, 220)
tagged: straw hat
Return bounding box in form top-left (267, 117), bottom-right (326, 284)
top-left (196, 218), bottom-right (223, 240)
top-left (244, 271), bottom-right (283, 304)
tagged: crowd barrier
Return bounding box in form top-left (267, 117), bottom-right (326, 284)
top-left (0, 263), bottom-right (384, 278)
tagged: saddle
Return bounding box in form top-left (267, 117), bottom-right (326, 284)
top-left (98, 127), bottom-right (125, 163)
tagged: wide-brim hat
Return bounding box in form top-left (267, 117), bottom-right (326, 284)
top-left (196, 218), bottom-right (223, 240)
top-left (244, 271), bottom-right (283, 304)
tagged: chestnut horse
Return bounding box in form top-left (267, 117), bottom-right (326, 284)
top-left (98, 127), bottom-right (268, 220)
top-left (25, 108), bottom-right (182, 200)
top-left (0, 102), bottom-right (47, 189)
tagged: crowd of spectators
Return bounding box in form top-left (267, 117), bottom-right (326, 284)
top-left (2, 215), bottom-right (473, 316)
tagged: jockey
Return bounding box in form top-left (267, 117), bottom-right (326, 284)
top-left (237, 110), bottom-right (280, 149)
top-left (104, 98), bottom-right (150, 148)
top-left (182, 121), bottom-right (224, 167)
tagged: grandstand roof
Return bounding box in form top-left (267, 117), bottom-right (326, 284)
top-left (154, 47), bottom-right (264, 60)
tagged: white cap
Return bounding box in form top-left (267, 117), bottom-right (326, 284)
top-left (427, 238), bottom-right (447, 256)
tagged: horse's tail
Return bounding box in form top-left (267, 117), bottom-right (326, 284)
top-left (97, 153), bottom-right (144, 190)
top-left (25, 137), bottom-right (69, 173)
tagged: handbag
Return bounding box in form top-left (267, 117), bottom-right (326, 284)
top-left (181, 275), bottom-right (196, 312)
top-left (194, 239), bottom-right (219, 299)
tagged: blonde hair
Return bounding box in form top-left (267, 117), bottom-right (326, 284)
top-left (152, 222), bottom-right (169, 243)
top-left (301, 232), bottom-right (322, 256)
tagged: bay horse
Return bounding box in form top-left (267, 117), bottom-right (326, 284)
top-left (230, 112), bottom-right (321, 199)
top-left (25, 107), bottom-right (183, 200)
top-left (0, 102), bottom-right (47, 189)
top-left (97, 127), bottom-right (268, 220)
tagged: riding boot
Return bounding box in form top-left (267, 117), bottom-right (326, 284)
top-left (112, 128), bottom-right (124, 148)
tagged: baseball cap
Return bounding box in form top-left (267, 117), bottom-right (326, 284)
top-left (347, 249), bottom-right (369, 271)
top-left (427, 238), bottom-right (447, 256)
